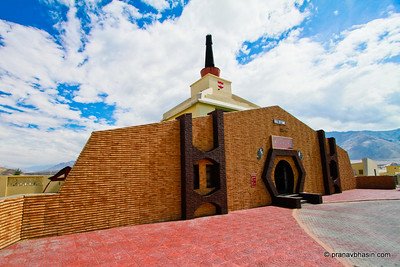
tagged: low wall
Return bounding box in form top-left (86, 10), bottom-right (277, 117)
top-left (0, 176), bottom-right (62, 197)
top-left (0, 193), bottom-right (61, 249)
top-left (0, 196), bottom-right (24, 249)
top-left (21, 194), bottom-right (60, 239)
top-left (356, 176), bottom-right (396, 189)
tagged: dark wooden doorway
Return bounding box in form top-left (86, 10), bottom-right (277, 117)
top-left (274, 160), bottom-right (294, 194)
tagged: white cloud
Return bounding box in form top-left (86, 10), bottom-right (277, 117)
top-left (234, 13), bottom-right (400, 131)
top-left (0, 123), bottom-right (89, 168)
top-left (141, 0), bottom-right (169, 12)
top-left (101, 0), bottom-right (142, 23)
top-left (74, 0), bottom-right (310, 127)
top-left (1, 0), bottom-right (399, 168)
top-left (0, 21), bottom-right (63, 88)
top-left (57, 5), bottom-right (86, 66)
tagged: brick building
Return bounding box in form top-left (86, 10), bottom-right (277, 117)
top-left (0, 36), bottom-right (355, 249)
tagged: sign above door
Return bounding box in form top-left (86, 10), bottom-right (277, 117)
top-left (271, 135), bottom-right (294, 150)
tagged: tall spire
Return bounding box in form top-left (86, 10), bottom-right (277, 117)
top-left (205, 35), bottom-right (214, 67)
top-left (200, 34), bottom-right (220, 77)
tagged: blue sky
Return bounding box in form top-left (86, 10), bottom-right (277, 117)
top-left (0, 0), bottom-right (399, 168)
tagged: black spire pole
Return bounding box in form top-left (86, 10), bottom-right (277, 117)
top-left (200, 34), bottom-right (220, 77)
top-left (205, 34), bottom-right (215, 67)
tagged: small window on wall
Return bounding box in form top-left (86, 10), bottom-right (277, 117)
top-left (359, 170), bottom-right (364, 175)
top-left (206, 164), bottom-right (218, 188)
top-left (194, 165), bottom-right (200, 189)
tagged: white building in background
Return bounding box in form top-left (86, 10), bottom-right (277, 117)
top-left (351, 158), bottom-right (379, 176)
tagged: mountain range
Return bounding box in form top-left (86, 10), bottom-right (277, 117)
top-left (24, 161), bottom-right (75, 174)
top-left (326, 128), bottom-right (400, 161)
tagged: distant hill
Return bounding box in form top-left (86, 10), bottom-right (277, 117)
top-left (24, 164), bottom-right (54, 173)
top-left (43, 161), bottom-right (75, 172)
top-left (327, 128), bottom-right (400, 160)
top-left (0, 167), bottom-right (21, 176)
top-left (25, 161), bottom-right (75, 175)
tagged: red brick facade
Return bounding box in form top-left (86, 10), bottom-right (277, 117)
top-left (0, 106), bottom-right (355, 248)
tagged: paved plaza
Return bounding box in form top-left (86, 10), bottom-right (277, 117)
top-left (297, 199), bottom-right (400, 267)
top-left (0, 189), bottom-right (399, 266)
top-left (322, 188), bottom-right (400, 203)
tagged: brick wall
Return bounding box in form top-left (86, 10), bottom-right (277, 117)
top-left (56, 121), bottom-right (182, 235)
top-left (356, 176), bottom-right (396, 189)
top-left (0, 196), bottom-right (24, 249)
top-left (337, 147), bottom-right (357, 190)
top-left (0, 106), bottom-right (355, 244)
top-left (21, 194), bottom-right (59, 239)
top-left (224, 106), bottom-right (327, 211)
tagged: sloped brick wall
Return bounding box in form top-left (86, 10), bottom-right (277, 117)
top-left (57, 121), bottom-right (183, 235)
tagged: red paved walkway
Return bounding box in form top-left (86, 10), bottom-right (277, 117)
top-left (0, 206), bottom-right (341, 266)
top-left (323, 189), bottom-right (400, 203)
